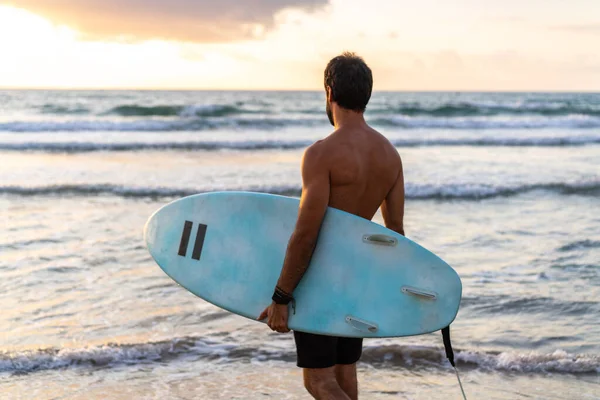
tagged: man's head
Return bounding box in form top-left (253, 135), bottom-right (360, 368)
top-left (324, 52), bottom-right (373, 126)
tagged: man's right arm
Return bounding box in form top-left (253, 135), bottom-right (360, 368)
top-left (381, 159), bottom-right (405, 236)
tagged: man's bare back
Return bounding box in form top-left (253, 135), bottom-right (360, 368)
top-left (314, 123), bottom-right (404, 228)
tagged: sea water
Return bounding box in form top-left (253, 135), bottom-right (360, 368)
top-left (1, 90), bottom-right (599, 399)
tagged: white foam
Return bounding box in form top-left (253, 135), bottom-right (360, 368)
top-left (2, 340), bottom-right (598, 375)
top-left (1, 134), bottom-right (599, 152)
top-left (1, 114), bottom-right (600, 132)
top-left (0, 338), bottom-right (236, 373)
top-left (383, 115), bottom-right (600, 129)
top-left (457, 349), bottom-right (600, 374)
top-left (0, 181), bottom-right (598, 200)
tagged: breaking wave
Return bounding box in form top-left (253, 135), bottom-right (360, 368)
top-left (2, 135), bottom-right (600, 153)
top-left (368, 102), bottom-right (600, 117)
top-left (35, 100), bottom-right (600, 118)
top-left (1, 181), bottom-right (599, 200)
top-left (1, 338), bottom-right (597, 375)
top-left (2, 115), bottom-right (600, 132)
top-left (105, 104), bottom-right (249, 117)
top-left (0, 118), bottom-right (317, 132)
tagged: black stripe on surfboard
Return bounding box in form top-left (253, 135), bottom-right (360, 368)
top-left (192, 224), bottom-right (208, 261)
top-left (178, 220), bottom-right (193, 257)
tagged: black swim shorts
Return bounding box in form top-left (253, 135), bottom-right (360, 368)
top-left (293, 331), bottom-right (363, 369)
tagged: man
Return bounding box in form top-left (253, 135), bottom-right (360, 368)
top-left (258, 52), bottom-right (405, 400)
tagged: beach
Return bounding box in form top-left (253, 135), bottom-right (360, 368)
top-left (1, 90), bottom-right (599, 399)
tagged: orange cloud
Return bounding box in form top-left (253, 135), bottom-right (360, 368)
top-left (4, 0), bottom-right (328, 42)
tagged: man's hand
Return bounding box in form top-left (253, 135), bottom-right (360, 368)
top-left (258, 302), bottom-right (290, 333)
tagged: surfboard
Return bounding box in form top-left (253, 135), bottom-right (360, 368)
top-left (144, 191), bottom-right (462, 338)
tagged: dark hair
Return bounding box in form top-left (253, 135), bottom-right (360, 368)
top-left (324, 52), bottom-right (373, 112)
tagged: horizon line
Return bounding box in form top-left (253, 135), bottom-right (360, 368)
top-left (1, 87), bottom-right (600, 94)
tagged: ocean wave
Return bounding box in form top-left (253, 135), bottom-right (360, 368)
top-left (0, 118), bottom-right (317, 132)
top-left (1, 181), bottom-right (599, 200)
top-left (362, 345), bottom-right (599, 374)
top-left (2, 116), bottom-right (600, 132)
top-left (39, 104), bottom-right (90, 115)
top-left (370, 115), bottom-right (600, 129)
top-left (557, 239), bottom-right (600, 252)
top-left (105, 104), bottom-right (249, 117)
top-left (0, 140), bottom-right (313, 152)
top-left (408, 181), bottom-right (600, 199)
top-left (369, 102), bottom-right (600, 117)
top-left (0, 184), bottom-right (298, 199)
top-left (0, 337), bottom-right (235, 374)
top-left (2, 136), bottom-right (600, 153)
top-left (35, 100), bottom-right (600, 119)
top-left (1, 338), bottom-right (597, 375)
top-left (462, 295), bottom-right (600, 316)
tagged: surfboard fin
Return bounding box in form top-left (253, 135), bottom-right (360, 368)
top-left (442, 325), bottom-right (467, 400)
top-left (442, 326), bottom-right (454, 366)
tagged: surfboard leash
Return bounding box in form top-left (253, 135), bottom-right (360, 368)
top-left (442, 326), bottom-right (468, 400)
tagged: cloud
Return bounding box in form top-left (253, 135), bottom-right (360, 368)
top-left (5, 0), bottom-right (329, 42)
top-left (551, 23), bottom-right (600, 34)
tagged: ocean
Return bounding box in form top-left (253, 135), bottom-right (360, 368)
top-left (0, 90), bottom-right (599, 399)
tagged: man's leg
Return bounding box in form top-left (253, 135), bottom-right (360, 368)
top-left (334, 337), bottom-right (362, 399)
top-left (303, 367), bottom-right (351, 400)
top-left (335, 363), bottom-right (358, 400)
top-left (294, 331), bottom-right (350, 399)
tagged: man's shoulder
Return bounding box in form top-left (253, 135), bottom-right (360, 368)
top-left (369, 128), bottom-right (401, 160)
top-left (301, 140), bottom-right (332, 178)
top-left (367, 126), bottom-right (393, 145)
top-left (304, 138), bottom-right (330, 159)
top-left (302, 139), bottom-right (328, 166)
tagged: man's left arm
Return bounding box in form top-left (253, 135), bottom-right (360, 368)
top-left (258, 144), bottom-right (330, 332)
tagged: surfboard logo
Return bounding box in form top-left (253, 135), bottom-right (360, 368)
top-left (177, 220), bottom-right (207, 261)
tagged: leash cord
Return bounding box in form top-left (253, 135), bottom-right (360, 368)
top-left (454, 366), bottom-right (467, 400)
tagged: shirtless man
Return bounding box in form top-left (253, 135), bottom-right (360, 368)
top-left (258, 52), bottom-right (405, 400)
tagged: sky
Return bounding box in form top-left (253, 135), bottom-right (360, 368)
top-left (1, 0), bottom-right (599, 90)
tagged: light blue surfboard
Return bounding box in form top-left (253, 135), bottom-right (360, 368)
top-left (144, 191), bottom-right (462, 338)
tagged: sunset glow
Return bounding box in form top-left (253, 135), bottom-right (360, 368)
top-left (1, 1), bottom-right (599, 90)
